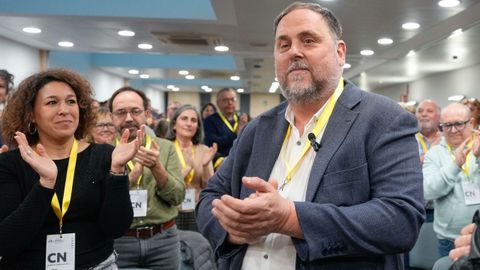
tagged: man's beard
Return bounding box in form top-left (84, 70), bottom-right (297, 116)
top-left (419, 121), bottom-right (438, 133)
top-left (279, 61), bottom-right (335, 105)
top-left (121, 122), bottom-right (140, 141)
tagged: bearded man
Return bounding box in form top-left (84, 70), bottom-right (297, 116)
top-left (196, 2), bottom-right (425, 269)
top-left (415, 99), bottom-right (442, 163)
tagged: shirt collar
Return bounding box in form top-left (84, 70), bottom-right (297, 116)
top-left (284, 103), bottom-right (328, 135)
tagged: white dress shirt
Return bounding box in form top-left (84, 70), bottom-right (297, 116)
top-left (241, 104), bottom-right (327, 270)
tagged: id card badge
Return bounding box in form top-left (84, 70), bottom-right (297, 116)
top-left (130, 189), bottom-right (148, 217)
top-left (181, 188), bottom-right (196, 211)
top-left (45, 233), bottom-right (75, 270)
top-left (462, 181), bottom-right (480, 205)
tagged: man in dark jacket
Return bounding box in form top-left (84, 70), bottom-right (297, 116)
top-left (196, 2), bottom-right (425, 269)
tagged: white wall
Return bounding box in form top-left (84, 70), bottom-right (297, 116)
top-left (0, 36), bottom-right (40, 86)
top-left (250, 93), bottom-right (281, 117)
top-left (168, 92), bottom-right (201, 110)
top-left (374, 63), bottom-right (480, 107)
top-left (90, 69), bottom-right (125, 102)
top-left (49, 52), bottom-right (125, 102)
top-left (144, 86), bottom-right (166, 113)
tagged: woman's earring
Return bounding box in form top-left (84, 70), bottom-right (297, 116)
top-left (28, 122), bottom-right (37, 135)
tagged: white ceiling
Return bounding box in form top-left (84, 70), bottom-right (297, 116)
top-left (1, 0), bottom-right (480, 94)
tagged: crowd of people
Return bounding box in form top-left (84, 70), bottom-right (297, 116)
top-left (0, 65), bottom-right (250, 269)
top-left (1, 1), bottom-right (480, 270)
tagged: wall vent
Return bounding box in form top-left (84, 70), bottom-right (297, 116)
top-left (151, 32), bottom-right (223, 47)
top-left (199, 70), bottom-right (232, 79)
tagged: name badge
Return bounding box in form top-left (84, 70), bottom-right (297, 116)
top-left (45, 233), bottom-right (75, 270)
top-left (181, 188), bottom-right (196, 211)
top-left (462, 182), bottom-right (480, 205)
top-left (130, 189), bottom-right (148, 217)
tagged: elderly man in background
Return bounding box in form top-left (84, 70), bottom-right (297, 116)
top-left (416, 99), bottom-right (442, 163)
top-left (415, 99), bottom-right (442, 223)
top-left (203, 88), bottom-right (248, 167)
top-left (424, 102), bottom-right (480, 257)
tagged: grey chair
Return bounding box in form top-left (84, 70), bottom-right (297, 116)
top-left (432, 256), bottom-right (453, 270)
top-left (409, 222), bottom-right (441, 269)
top-left (179, 230), bottom-right (216, 270)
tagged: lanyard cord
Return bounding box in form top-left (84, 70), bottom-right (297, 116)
top-left (279, 78), bottom-right (344, 190)
top-left (218, 112), bottom-right (238, 133)
top-left (51, 139), bottom-right (78, 234)
top-left (117, 135), bottom-right (152, 187)
top-left (446, 134), bottom-right (475, 178)
top-left (174, 139), bottom-right (195, 185)
top-left (416, 133), bottom-right (429, 154)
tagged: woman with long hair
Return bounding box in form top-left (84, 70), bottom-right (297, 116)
top-left (166, 104), bottom-right (217, 231)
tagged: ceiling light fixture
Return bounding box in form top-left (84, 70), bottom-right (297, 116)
top-left (138, 43), bottom-right (153, 50)
top-left (407, 50), bottom-right (416, 57)
top-left (343, 63), bottom-right (352, 69)
top-left (438, 0), bottom-right (461, 8)
top-left (214, 45), bottom-right (229, 52)
top-left (118, 30), bottom-right (135, 37)
top-left (360, 49), bottom-right (374, 56)
top-left (128, 69), bottom-right (139, 75)
top-left (201, 85), bottom-right (210, 90)
top-left (139, 74), bottom-right (150, 79)
top-left (269, 82), bottom-right (279, 93)
top-left (204, 88), bottom-right (212, 93)
top-left (22, 27), bottom-right (42, 34)
top-left (172, 87), bottom-right (180, 92)
top-left (448, 95), bottom-right (465, 101)
top-left (167, 85), bottom-right (176, 89)
top-left (377, 38), bottom-right (393, 45)
top-left (185, 75), bottom-right (195, 80)
top-left (58, 41), bottom-right (74, 47)
top-left (402, 22), bottom-right (420, 30)
top-left (449, 28), bottom-right (463, 38)
top-left (178, 70), bottom-right (189, 75)
top-left (405, 101), bottom-right (417, 106)
top-left (230, 75), bottom-right (240, 81)
top-left (237, 88), bottom-right (244, 93)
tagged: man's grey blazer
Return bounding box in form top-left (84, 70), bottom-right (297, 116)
top-left (196, 80), bottom-right (425, 270)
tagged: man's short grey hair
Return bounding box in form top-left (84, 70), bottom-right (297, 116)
top-left (274, 1), bottom-right (343, 40)
top-left (441, 102), bottom-right (472, 119)
top-left (216, 87), bottom-right (235, 99)
top-left (417, 99), bottom-right (442, 116)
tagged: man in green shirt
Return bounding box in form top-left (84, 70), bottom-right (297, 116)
top-left (110, 86), bottom-right (185, 269)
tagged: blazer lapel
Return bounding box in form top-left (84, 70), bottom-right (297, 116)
top-left (241, 104), bottom-right (288, 199)
top-left (305, 83), bottom-right (361, 201)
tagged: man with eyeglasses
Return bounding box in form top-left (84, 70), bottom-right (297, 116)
top-left (424, 102), bottom-right (480, 257)
top-left (108, 86), bottom-right (185, 269)
top-left (204, 87), bottom-right (248, 168)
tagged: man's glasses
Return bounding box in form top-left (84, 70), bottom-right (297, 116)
top-left (438, 119), bottom-right (469, 132)
top-left (219, 97), bottom-right (236, 103)
top-left (95, 122), bottom-right (115, 129)
top-left (112, 108), bottom-right (144, 118)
